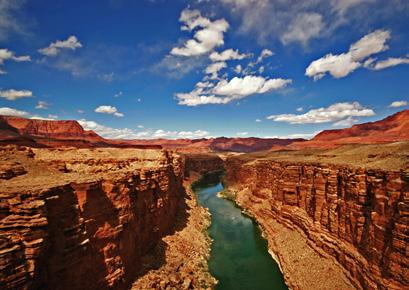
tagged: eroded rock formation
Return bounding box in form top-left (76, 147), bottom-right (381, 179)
top-left (224, 152), bottom-right (408, 290)
top-left (0, 146), bottom-right (185, 289)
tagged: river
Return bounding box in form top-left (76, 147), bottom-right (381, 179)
top-left (192, 178), bottom-right (288, 290)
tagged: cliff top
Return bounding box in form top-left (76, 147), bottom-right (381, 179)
top-left (0, 146), bottom-right (175, 194)
top-left (231, 141), bottom-right (409, 171)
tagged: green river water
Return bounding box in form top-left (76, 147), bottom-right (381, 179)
top-left (192, 179), bottom-right (288, 290)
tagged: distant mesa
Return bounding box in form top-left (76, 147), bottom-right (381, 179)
top-left (0, 116), bottom-right (160, 149)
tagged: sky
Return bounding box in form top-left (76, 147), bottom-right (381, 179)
top-left (0, 0), bottom-right (408, 139)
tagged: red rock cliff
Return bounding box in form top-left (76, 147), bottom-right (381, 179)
top-left (224, 156), bottom-right (408, 290)
top-left (0, 147), bottom-right (184, 290)
top-left (0, 116), bottom-right (103, 140)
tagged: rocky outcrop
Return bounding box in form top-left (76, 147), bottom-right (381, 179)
top-left (0, 147), bottom-right (185, 290)
top-left (224, 157), bottom-right (408, 290)
top-left (1, 116), bottom-right (103, 140)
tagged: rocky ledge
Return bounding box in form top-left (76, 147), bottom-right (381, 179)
top-left (0, 146), bottom-right (189, 289)
top-left (223, 143), bottom-right (409, 290)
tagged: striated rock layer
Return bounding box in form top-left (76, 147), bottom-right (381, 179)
top-left (224, 151), bottom-right (408, 290)
top-left (0, 146), bottom-right (185, 290)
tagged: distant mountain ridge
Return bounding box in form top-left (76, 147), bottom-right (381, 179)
top-left (1, 110), bottom-right (408, 151)
top-left (0, 115), bottom-right (304, 151)
top-left (314, 109), bottom-right (409, 141)
top-left (114, 136), bottom-right (304, 153)
top-left (291, 109), bottom-right (409, 148)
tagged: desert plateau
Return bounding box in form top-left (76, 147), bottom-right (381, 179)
top-left (1, 1), bottom-right (408, 289)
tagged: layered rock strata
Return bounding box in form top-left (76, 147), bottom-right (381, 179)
top-left (224, 155), bottom-right (408, 290)
top-left (0, 146), bottom-right (185, 290)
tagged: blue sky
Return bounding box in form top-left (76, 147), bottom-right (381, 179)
top-left (0, 0), bottom-right (408, 139)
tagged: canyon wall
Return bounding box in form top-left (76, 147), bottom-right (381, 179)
top-left (0, 148), bottom-right (185, 290)
top-left (224, 157), bottom-right (408, 290)
top-left (183, 153), bottom-right (224, 176)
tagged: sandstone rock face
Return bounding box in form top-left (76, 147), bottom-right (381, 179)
top-left (1, 116), bottom-right (101, 140)
top-left (0, 116), bottom-right (103, 141)
top-left (183, 153), bottom-right (225, 177)
top-left (224, 158), bottom-right (408, 290)
top-left (0, 147), bottom-right (184, 290)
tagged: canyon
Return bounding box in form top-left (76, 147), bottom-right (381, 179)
top-left (0, 111), bottom-right (408, 290)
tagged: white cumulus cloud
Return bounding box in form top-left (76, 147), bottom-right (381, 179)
top-left (267, 102), bottom-right (375, 124)
top-left (234, 64), bottom-right (242, 74)
top-left (170, 9), bottom-right (229, 57)
top-left (38, 35), bottom-right (82, 57)
top-left (78, 119), bottom-right (210, 139)
top-left (369, 57), bottom-right (409, 70)
top-left (205, 61), bottom-right (227, 79)
top-left (176, 75), bottom-right (291, 106)
top-left (388, 100), bottom-right (408, 108)
top-left (0, 89), bottom-right (33, 100)
top-left (212, 76), bottom-right (291, 97)
top-left (0, 48), bottom-right (31, 74)
top-left (305, 29), bottom-right (391, 80)
top-left (0, 106), bottom-right (29, 117)
top-left (258, 49), bottom-right (274, 62)
top-left (0, 106), bottom-right (58, 120)
top-left (35, 101), bottom-right (49, 109)
top-left (94, 105), bottom-right (124, 117)
top-left (209, 49), bottom-right (250, 62)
